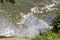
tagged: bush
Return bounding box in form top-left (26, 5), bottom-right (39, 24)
top-left (52, 15), bottom-right (60, 33)
top-left (0, 36), bottom-right (15, 38)
top-left (32, 31), bottom-right (60, 40)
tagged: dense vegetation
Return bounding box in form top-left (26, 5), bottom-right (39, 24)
top-left (0, 36), bottom-right (14, 38)
top-left (0, 0), bottom-right (60, 40)
top-left (32, 14), bottom-right (60, 40)
top-left (0, 0), bottom-right (53, 26)
top-left (52, 15), bottom-right (60, 33)
top-left (0, 0), bottom-right (15, 4)
top-left (32, 31), bottom-right (60, 40)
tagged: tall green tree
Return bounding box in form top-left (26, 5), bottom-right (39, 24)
top-left (0, 0), bottom-right (15, 4)
top-left (52, 15), bottom-right (60, 33)
top-left (0, 0), bottom-right (3, 3)
top-left (9, 0), bottom-right (15, 4)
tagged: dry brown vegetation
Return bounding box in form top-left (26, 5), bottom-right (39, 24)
top-left (0, 38), bottom-right (28, 40)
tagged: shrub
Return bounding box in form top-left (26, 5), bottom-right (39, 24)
top-left (32, 31), bottom-right (60, 40)
top-left (52, 15), bottom-right (60, 33)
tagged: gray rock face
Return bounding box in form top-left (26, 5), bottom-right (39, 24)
top-left (0, 16), bottom-right (52, 38)
top-left (23, 16), bottom-right (52, 38)
top-left (0, 17), bottom-right (17, 37)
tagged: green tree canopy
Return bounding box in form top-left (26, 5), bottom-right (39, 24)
top-left (52, 15), bottom-right (60, 33)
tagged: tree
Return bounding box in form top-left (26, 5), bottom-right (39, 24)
top-left (0, 0), bottom-right (15, 4)
top-left (0, 0), bottom-right (3, 3)
top-left (52, 15), bottom-right (60, 33)
top-left (32, 31), bottom-right (60, 40)
top-left (9, 0), bottom-right (15, 4)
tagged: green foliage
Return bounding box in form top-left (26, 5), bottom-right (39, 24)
top-left (0, 0), bottom-right (53, 27)
top-left (33, 13), bottom-right (43, 19)
top-left (56, 3), bottom-right (60, 9)
top-left (32, 31), bottom-right (60, 40)
top-left (0, 36), bottom-right (14, 38)
top-left (53, 15), bottom-right (60, 28)
top-left (52, 15), bottom-right (60, 34)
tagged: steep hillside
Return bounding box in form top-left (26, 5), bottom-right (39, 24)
top-left (0, 0), bottom-right (53, 25)
top-left (0, 0), bottom-right (60, 39)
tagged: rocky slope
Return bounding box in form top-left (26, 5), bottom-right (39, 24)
top-left (0, 0), bottom-right (60, 38)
